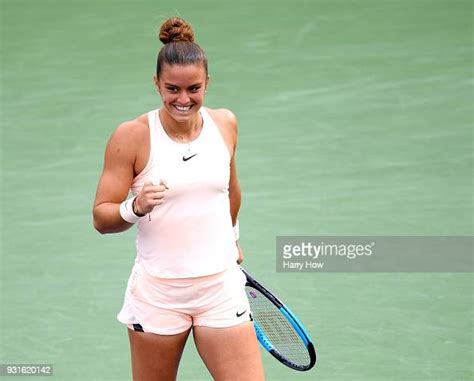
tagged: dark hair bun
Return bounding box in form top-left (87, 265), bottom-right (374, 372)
top-left (159, 17), bottom-right (195, 44)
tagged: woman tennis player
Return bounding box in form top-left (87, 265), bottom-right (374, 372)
top-left (93, 17), bottom-right (265, 381)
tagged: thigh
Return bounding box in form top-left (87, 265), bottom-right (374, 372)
top-left (193, 322), bottom-right (265, 381)
top-left (128, 327), bottom-right (191, 381)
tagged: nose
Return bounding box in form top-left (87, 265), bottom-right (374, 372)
top-left (177, 91), bottom-right (190, 105)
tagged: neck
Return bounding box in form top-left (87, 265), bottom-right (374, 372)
top-left (159, 109), bottom-right (203, 142)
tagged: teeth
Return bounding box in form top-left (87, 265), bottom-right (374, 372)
top-left (175, 105), bottom-right (191, 111)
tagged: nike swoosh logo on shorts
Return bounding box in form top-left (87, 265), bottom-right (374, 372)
top-left (182, 153), bottom-right (198, 161)
top-left (236, 310), bottom-right (247, 318)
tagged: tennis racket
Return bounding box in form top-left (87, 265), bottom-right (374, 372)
top-left (241, 267), bottom-right (316, 371)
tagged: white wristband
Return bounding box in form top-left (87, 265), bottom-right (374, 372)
top-left (119, 197), bottom-right (142, 224)
top-left (233, 220), bottom-right (240, 241)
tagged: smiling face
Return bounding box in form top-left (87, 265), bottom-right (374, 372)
top-left (154, 63), bottom-right (209, 124)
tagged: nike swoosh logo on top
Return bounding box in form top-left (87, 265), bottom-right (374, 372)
top-left (236, 310), bottom-right (247, 318)
top-left (182, 153), bottom-right (198, 161)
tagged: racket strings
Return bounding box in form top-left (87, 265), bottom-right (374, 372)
top-left (246, 286), bottom-right (310, 366)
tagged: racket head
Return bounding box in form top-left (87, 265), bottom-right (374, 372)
top-left (241, 268), bottom-right (316, 371)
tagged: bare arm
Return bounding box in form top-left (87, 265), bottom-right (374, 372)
top-left (209, 108), bottom-right (243, 263)
top-left (92, 121), bottom-right (139, 234)
top-left (208, 108), bottom-right (241, 224)
top-left (228, 122), bottom-right (241, 227)
top-left (226, 112), bottom-right (244, 264)
top-left (93, 117), bottom-right (168, 234)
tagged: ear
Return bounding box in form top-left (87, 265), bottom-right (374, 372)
top-left (153, 75), bottom-right (161, 94)
top-left (205, 75), bottom-right (210, 92)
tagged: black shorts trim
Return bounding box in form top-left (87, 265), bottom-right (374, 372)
top-left (132, 323), bottom-right (144, 332)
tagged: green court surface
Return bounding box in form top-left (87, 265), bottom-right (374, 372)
top-left (1, 0), bottom-right (472, 380)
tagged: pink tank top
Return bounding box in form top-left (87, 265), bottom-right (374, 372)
top-left (129, 108), bottom-right (238, 278)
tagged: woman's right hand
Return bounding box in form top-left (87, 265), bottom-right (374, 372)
top-left (134, 180), bottom-right (169, 215)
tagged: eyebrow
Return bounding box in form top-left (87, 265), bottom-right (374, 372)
top-left (164, 82), bottom-right (203, 88)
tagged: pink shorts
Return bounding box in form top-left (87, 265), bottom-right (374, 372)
top-left (117, 260), bottom-right (252, 335)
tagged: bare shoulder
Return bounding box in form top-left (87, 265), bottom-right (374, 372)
top-left (109, 114), bottom-right (149, 148)
top-left (112, 113), bottom-right (149, 143)
top-left (205, 107), bottom-right (238, 154)
top-left (206, 107), bottom-right (238, 134)
top-left (104, 113), bottom-right (149, 165)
